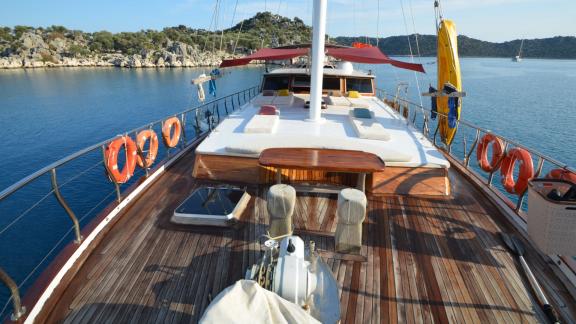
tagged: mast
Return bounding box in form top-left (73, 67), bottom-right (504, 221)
top-left (518, 39), bottom-right (524, 57)
top-left (308, 0), bottom-right (327, 123)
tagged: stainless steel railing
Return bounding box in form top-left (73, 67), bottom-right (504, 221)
top-left (0, 85), bottom-right (259, 321)
top-left (375, 87), bottom-right (576, 211)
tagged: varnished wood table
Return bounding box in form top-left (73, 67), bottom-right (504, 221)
top-left (258, 148), bottom-right (386, 192)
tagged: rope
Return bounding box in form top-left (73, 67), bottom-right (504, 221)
top-left (263, 230), bottom-right (294, 242)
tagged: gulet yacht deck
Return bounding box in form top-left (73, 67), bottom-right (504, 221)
top-left (43, 147), bottom-right (576, 323)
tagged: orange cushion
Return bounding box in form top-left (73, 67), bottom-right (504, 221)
top-left (259, 105), bottom-right (278, 115)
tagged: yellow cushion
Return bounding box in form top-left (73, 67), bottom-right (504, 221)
top-left (348, 91), bottom-right (360, 98)
top-left (278, 89), bottom-right (290, 97)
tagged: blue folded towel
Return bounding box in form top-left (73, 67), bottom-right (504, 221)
top-left (353, 108), bottom-right (372, 119)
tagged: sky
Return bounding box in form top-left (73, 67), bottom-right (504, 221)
top-left (1, 0), bottom-right (575, 42)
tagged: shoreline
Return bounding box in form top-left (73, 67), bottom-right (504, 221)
top-left (2, 56), bottom-right (575, 70)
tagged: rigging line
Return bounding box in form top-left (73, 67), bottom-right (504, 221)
top-left (56, 160), bottom-right (105, 190)
top-left (202, 1), bottom-right (218, 52)
top-left (232, 13), bottom-right (245, 54)
top-left (224, 0), bottom-right (239, 53)
top-left (0, 189), bottom-right (55, 238)
top-left (230, 0), bottom-right (239, 27)
top-left (376, 0), bottom-right (381, 47)
top-left (353, 1), bottom-right (357, 42)
top-left (407, 0), bottom-right (431, 86)
top-left (219, 0), bottom-right (226, 51)
top-left (16, 225), bottom-right (76, 291)
top-left (212, 0), bottom-right (221, 53)
top-left (399, 0), bottom-right (424, 107)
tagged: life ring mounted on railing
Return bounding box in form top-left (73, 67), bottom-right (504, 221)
top-left (500, 148), bottom-right (534, 195)
top-left (476, 133), bottom-right (505, 173)
top-left (136, 129), bottom-right (159, 168)
top-left (162, 117), bottom-right (182, 148)
top-left (105, 135), bottom-right (138, 184)
top-left (546, 168), bottom-right (576, 184)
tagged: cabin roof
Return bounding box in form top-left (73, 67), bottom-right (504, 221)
top-left (265, 67), bottom-right (374, 78)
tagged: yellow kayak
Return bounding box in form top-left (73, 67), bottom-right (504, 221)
top-left (437, 19), bottom-right (462, 146)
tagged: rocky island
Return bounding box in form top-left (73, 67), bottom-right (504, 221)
top-left (2, 11), bottom-right (575, 69)
top-left (0, 12), bottom-right (311, 69)
top-left (0, 30), bottom-right (232, 69)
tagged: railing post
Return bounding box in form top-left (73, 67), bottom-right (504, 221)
top-left (488, 141), bottom-right (508, 186)
top-left (433, 123), bottom-right (440, 147)
top-left (447, 121), bottom-right (459, 154)
top-left (102, 145), bottom-right (122, 202)
top-left (133, 130), bottom-right (149, 178)
top-left (515, 192), bottom-right (527, 212)
top-left (0, 267), bottom-right (25, 321)
top-left (180, 113), bottom-right (187, 148)
top-left (422, 112), bottom-right (429, 137)
top-left (534, 157), bottom-right (544, 178)
top-left (215, 103), bottom-right (220, 124)
top-left (194, 109), bottom-right (202, 135)
top-left (464, 129), bottom-right (480, 168)
top-left (50, 169), bottom-right (83, 244)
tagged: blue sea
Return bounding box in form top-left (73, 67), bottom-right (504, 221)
top-left (0, 58), bottom-right (575, 318)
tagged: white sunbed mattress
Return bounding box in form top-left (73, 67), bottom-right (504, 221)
top-left (348, 111), bottom-right (391, 141)
top-left (244, 114), bottom-right (279, 134)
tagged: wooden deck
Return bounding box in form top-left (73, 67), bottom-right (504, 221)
top-left (45, 149), bottom-right (576, 323)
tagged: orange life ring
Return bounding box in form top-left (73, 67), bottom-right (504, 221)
top-left (162, 117), bottom-right (181, 148)
top-left (136, 129), bottom-right (159, 168)
top-left (105, 136), bottom-right (137, 184)
top-left (546, 168), bottom-right (576, 184)
top-left (476, 133), bottom-right (505, 173)
top-left (500, 148), bottom-right (534, 195)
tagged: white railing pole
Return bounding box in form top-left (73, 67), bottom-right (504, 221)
top-left (308, 0), bottom-right (327, 123)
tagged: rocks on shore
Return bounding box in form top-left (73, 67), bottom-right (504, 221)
top-left (0, 32), bottom-right (236, 69)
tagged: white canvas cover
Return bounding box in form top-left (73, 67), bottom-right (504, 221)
top-left (200, 280), bottom-right (320, 324)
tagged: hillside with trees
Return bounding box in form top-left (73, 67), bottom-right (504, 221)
top-left (1, 12), bottom-right (575, 69)
top-left (334, 35), bottom-right (576, 59)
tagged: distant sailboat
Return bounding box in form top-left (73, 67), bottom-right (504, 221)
top-left (512, 39), bottom-right (524, 62)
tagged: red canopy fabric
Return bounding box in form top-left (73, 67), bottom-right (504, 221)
top-left (220, 48), bottom-right (309, 68)
top-left (326, 47), bottom-right (425, 73)
top-left (220, 46), bottom-right (425, 73)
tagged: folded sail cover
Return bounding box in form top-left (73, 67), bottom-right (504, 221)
top-left (220, 47), bottom-right (425, 73)
top-left (220, 48), bottom-right (309, 68)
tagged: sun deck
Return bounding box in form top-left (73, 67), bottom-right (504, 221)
top-left (196, 93), bottom-right (448, 169)
top-left (44, 148), bottom-right (576, 323)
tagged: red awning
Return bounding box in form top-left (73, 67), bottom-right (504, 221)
top-left (326, 47), bottom-right (425, 73)
top-left (220, 48), bottom-right (309, 68)
top-left (220, 46), bottom-right (425, 73)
